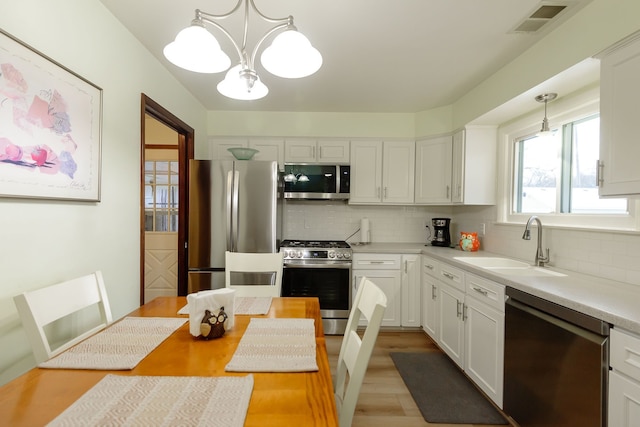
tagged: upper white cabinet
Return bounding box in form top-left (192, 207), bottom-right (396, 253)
top-left (415, 136), bottom-right (453, 204)
top-left (284, 139), bottom-right (350, 163)
top-left (210, 137), bottom-right (284, 170)
top-left (451, 126), bottom-right (497, 205)
top-left (350, 140), bottom-right (415, 204)
top-left (598, 33), bottom-right (640, 196)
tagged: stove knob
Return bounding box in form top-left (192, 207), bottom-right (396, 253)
top-left (328, 251), bottom-right (336, 259)
top-left (343, 252), bottom-right (351, 259)
top-left (336, 253), bottom-right (344, 259)
top-left (296, 251), bottom-right (303, 258)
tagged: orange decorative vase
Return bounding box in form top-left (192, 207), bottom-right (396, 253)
top-left (459, 232), bottom-right (480, 252)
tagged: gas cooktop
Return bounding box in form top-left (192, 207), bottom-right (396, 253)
top-left (280, 239), bottom-right (351, 249)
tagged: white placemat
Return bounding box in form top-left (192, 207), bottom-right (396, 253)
top-left (225, 318), bottom-right (318, 372)
top-left (46, 374), bottom-right (254, 427)
top-left (178, 297), bottom-right (273, 316)
top-left (38, 317), bottom-right (187, 370)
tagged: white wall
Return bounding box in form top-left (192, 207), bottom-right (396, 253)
top-left (0, 0), bottom-right (207, 385)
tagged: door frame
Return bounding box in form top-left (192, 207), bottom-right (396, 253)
top-left (141, 94), bottom-right (194, 304)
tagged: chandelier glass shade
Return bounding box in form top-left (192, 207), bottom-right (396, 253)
top-left (163, 0), bottom-right (322, 100)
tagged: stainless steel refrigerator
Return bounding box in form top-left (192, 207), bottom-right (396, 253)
top-left (187, 159), bottom-right (282, 293)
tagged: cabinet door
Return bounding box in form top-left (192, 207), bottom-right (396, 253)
top-left (422, 273), bottom-right (439, 341)
top-left (609, 370), bottom-right (640, 427)
top-left (451, 130), bottom-right (465, 203)
top-left (210, 137), bottom-right (248, 160)
top-left (349, 141), bottom-right (383, 203)
top-left (284, 139), bottom-right (316, 163)
top-left (464, 295), bottom-right (504, 407)
top-left (599, 35), bottom-right (640, 196)
top-left (249, 139), bottom-right (284, 170)
top-left (353, 269), bottom-right (401, 327)
top-left (414, 136), bottom-right (452, 204)
top-left (401, 254), bottom-right (420, 327)
top-left (382, 140), bottom-right (415, 204)
top-left (438, 282), bottom-right (465, 367)
top-left (318, 140), bottom-right (350, 163)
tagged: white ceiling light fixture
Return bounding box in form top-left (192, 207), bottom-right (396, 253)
top-left (163, 0), bottom-right (322, 101)
top-left (535, 92), bottom-right (557, 134)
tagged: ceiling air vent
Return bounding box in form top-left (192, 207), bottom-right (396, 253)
top-left (511, 3), bottom-right (568, 33)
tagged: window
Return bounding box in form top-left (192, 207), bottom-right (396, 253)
top-left (505, 99), bottom-right (637, 230)
top-left (144, 161), bottom-right (179, 232)
top-left (513, 115), bottom-right (627, 215)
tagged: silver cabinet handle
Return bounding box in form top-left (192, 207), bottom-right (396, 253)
top-left (442, 272), bottom-right (455, 280)
top-left (384, 187), bottom-right (388, 199)
top-left (431, 284), bottom-right (437, 300)
top-left (456, 300), bottom-right (462, 318)
top-left (463, 304), bottom-right (468, 321)
top-left (446, 185), bottom-right (450, 198)
top-left (376, 187), bottom-right (381, 198)
top-left (425, 264), bottom-right (434, 270)
top-left (472, 286), bottom-right (488, 296)
top-left (404, 260), bottom-right (407, 273)
top-left (596, 159), bottom-right (604, 187)
top-left (370, 261), bottom-right (385, 264)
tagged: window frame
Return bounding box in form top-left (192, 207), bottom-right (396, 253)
top-left (498, 89), bottom-right (639, 231)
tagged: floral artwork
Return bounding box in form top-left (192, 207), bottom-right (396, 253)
top-left (0, 29), bottom-right (102, 201)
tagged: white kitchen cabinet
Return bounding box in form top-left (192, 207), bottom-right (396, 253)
top-left (598, 32), bottom-right (640, 196)
top-left (248, 138), bottom-right (284, 170)
top-left (609, 327), bottom-right (640, 427)
top-left (415, 136), bottom-right (452, 204)
top-left (438, 281), bottom-right (465, 367)
top-left (210, 137), bottom-right (284, 169)
top-left (284, 139), bottom-right (350, 163)
top-left (451, 126), bottom-right (497, 204)
top-left (350, 140), bottom-right (415, 204)
top-left (352, 253), bottom-right (401, 327)
top-left (429, 260), bottom-right (505, 407)
top-left (463, 273), bottom-right (505, 407)
top-left (421, 256), bottom-right (440, 341)
top-left (401, 254), bottom-right (421, 328)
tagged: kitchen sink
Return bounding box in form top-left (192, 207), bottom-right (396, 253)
top-left (453, 257), bottom-right (530, 268)
top-left (487, 267), bottom-right (567, 277)
top-left (453, 256), bottom-right (567, 277)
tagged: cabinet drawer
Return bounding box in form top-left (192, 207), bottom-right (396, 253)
top-left (465, 273), bottom-right (505, 312)
top-left (438, 262), bottom-right (465, 292)
top-left (422, 255), bottom-right (440, 278)
top-left (352, 253), bottom-right (401, 269)
top-left (611, 328), bottom-right (640, 380)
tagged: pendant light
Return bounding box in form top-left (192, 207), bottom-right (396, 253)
top-left (535, 93), bottom-right (557, 134)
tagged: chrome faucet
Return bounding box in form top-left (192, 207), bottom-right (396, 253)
top-left (522, 216), bottom-right (549, 267)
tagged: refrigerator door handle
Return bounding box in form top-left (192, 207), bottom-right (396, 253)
top-left (232, 170), bottom-right (240, 252)
top-left (226, 170), bottom-right (233, 251)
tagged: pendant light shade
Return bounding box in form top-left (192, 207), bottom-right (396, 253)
top-left (163, 22), bottom-right (231, 73)
top-left (261, 30), bottom-right (322, 78)
top-left (217, 65), bottom-right (269, 100)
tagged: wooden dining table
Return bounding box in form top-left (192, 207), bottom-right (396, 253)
top-left (0, 296), bottom-right (338, 426)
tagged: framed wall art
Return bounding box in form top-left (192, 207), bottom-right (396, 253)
top-left (0, 28), bottom-right (102, 201)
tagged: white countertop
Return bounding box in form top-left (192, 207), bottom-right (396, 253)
top-left (352, 242), bottom-right (640, 334)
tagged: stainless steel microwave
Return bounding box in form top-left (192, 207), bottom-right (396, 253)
top-left (282, 164), bottom-right (350, 200)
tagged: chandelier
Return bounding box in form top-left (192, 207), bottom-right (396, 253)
top-left (535, 93), bottom-right (557, 134)
top-left (163, 0), bottom-right (322, 101)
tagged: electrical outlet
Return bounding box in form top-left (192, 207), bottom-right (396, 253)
top-left (479, 223), bottom-right (486, 236)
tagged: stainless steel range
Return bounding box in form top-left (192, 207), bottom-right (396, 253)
top-left (280, 240), bottom-right (352, 335)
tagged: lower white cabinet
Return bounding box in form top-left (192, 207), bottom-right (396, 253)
top-left (352, 253), bottom-right (420, 328)
top-left (352, 254), bottom-right (402, 327)
top-left (423, 257), bottom-right (505, 407)
top-left (609, 327), bottom-right (640, 426)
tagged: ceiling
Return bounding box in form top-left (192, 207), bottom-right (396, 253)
top-left (100, 0), bottom-right (597, 116)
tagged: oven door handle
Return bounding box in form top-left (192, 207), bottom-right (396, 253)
top-left (283, 263), bottom-right (352, 269)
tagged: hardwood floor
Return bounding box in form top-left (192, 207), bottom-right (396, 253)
top-left (325, 330), bottom-right (515, 427)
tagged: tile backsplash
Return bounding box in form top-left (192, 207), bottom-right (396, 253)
top-left (284, 201), bottom-right (640, 288)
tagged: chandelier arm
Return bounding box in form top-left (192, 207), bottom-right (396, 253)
top-left (249, 22), bottom-right (291, 70)
top-left (195, 2), bottom-right (243, 21)
top-left (198, 16), bottom-right (245, 66)
top-left (248, 0), bottom-right (293, 25)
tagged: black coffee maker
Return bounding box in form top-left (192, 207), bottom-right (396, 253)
top-left (431, 218), bottom-right (451, 247)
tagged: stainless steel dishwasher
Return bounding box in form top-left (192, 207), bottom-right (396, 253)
top-left (504, 287), bottom-right (610, 427)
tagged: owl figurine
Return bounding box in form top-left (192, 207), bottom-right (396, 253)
top-left (459, 232), bottom-right (480, 252)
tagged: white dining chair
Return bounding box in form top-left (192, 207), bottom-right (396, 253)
top-left (225, 251), bottom-right (284, 297)
top-left (334, 276), bottom-right (387, 427)
top-left (13, 271), bottom-right (113, 364)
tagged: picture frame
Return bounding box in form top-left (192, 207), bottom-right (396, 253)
top-left (0, 28), bottom-right (102, 201)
